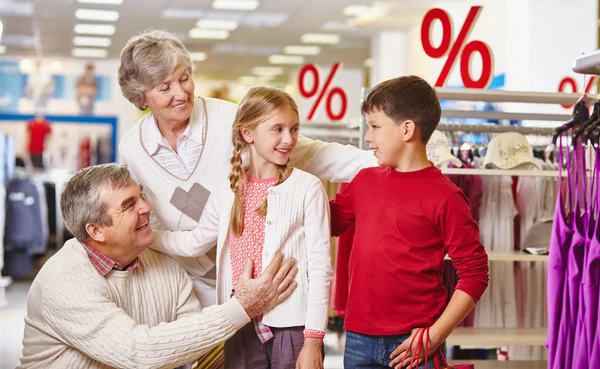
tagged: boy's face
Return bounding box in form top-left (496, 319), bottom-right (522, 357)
top-left (364, 109), bottom-right (409, 168)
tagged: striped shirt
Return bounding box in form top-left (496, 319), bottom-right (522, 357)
top-left (141, 99), bottom-right (206, 180)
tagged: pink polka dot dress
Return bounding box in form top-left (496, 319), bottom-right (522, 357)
top-left (229, 175), bottom-right (277, 287)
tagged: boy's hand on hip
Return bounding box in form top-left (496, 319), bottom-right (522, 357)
top-left (389, 327), bottom-right (443, 369)
top-left (295, 338), bottom-right (323, 369)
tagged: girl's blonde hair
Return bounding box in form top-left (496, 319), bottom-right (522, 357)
top-left (229, 86), bottom-right (299, 236)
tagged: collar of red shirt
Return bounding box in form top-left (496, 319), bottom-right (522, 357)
top-left (82, 242), bottom-right (141, 276)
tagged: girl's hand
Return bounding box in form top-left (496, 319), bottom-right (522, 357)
top-left (388, 327), bottom-right (443, 369)
top-left (295, 338), bottom-right (323, 369)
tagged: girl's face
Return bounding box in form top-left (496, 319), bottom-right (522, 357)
top-left (242, 106), bottom-right (300, 169)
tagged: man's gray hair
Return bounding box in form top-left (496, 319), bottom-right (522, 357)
top-left (61, 164), bottom-right (133, 241)
top-left (118, 29), bottom-right (194, 110)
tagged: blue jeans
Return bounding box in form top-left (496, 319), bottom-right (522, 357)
top-left (344, 331), bottom-right (447, 369)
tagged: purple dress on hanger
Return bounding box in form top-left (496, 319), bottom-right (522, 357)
top-left (547, 144), bottom-right (574, 369)
top-left (565, 145), bottom-right (590, 369)
top-left (569, 210), bottom-right (589, 369)
top-left (582, 154), bottom-right (600, 369)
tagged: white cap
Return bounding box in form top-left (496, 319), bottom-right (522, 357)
top-left (460, 143), bottom-right (472, 151)
top-left (483, 132), bottom-right (538, 170)
top-left (427, 130), bottom-right (462, 168)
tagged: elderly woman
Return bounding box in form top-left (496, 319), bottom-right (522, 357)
top-left (118, 29), bottom-right (375, 367)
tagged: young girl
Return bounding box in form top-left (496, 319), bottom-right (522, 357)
top-left (153, 86), bottom-right (333, 369)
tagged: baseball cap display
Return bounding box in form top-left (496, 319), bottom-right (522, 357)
top-left (483, 132), bottom-right (539, 170)
top-left (426, 130), bottom-right (462, 168)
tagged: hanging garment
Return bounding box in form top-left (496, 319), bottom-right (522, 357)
top-left (445, 162), bottom-right (483, 222)
top-left (3, 177), bottom-right (45, 278)
top-left (79, 137), bottom-right (91, 169)
top-left (547, 138), bottom-right (574, 369)
top-left (475, 176), bottom-right (518, 329)
top-left (27, 118), bottom-right (52, 155)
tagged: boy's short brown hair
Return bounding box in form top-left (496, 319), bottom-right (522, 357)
top-left (361, 75), bottom-right (441, 143)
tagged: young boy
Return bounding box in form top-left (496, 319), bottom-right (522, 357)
top-left (330, 76), bottom-right (489, 369)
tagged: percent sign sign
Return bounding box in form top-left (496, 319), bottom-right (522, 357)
top-left (421, 6), bottom-right (493, 89)
top-left (558, 76), bottom-right (597, 109)
top-left (298, 62), bottom-right (348, 121)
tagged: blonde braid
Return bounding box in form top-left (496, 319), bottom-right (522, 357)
top-left (229, 133), bottom-right (246, 236)
top-left (255, 163), bottom-right (289, 216)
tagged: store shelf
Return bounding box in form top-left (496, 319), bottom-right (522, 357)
top-left (448, 360), bottom-right (547, 369)
top-left (441, 168), bottom-right (561, 177)
top-left (447, 327), bottom-right (547, 346)
top-left (445, 251), bottom-right (549, 262)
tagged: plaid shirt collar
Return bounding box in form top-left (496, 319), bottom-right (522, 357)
top-left (82, 242), bottom-right (141, 276)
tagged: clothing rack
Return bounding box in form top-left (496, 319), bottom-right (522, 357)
top-left (572, 49), bottom-right (600, 75)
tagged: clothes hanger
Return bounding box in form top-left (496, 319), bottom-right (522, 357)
top-left (573, 101), bottom-right (600, 142)
top-left (551, 95), bottom-right (589, 146)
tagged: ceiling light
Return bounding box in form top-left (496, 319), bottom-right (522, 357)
top-left (190, 52), bottom-right (207, 61)
top-left (300, 33), bottom-right (340, 44)
top-left (0, 45), bottom-right (6, 54)
top-left (239, 76), bottom-right (258, 84)
top-left (322, 20), bottom-right (358, 31)
top-left (75, 9), bottom-right (120, 21)
top-left (343, 5), bottom-right (372, 17)
top-left (73, 36), bottom-right (112, 47)
top-left (213, 43), bottom-right (281, 56)
top-left (20, 60), bottom-right (33, 73)
top-left (252, 66), bottom-right (283, 76)
top-left (257, 75), bottom-right (275, 81)
top-left (77, 0), bottom-right (124, 4)
top-left (52, 61), bottom-right (62, 72)
top-left (243, 12), bottom-right (288, 28)
top-left (343, 4), bottom-right (388, 20)
top-left (162, 8), bottom-right (205, 19)
top-left (283, 45), bottom-right (320, 55)
top-left (196, 19), bottom-right (239, 30)
top-left (212, 0), bottom-right (259, 11)
top-left (75, 24), bottom-right (116, 35)
top-left (189, 28), bottom-right (229, 39)
top-left (268, 54), bottom-right (304, 65)
top-left (72, 48), bottom-right (108, 58)
top-left (0, 1), bottom-right (34, 16)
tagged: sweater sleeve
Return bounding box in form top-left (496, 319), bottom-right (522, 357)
top-left (151, 188), bottom-right (221, 257)
top-left (41, 273), bottom-right (249, 369)
top-left (329, 177), bottom-right (357, 237)
top-left (437, 193), bottom-right (489, 302)
top-left (302, 181), bottom-right (334, 333)
top-left (291, 135), bottom-right (377, 183)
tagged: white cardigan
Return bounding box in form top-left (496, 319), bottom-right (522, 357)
top-left (153, 168), bottom-right (333, 332)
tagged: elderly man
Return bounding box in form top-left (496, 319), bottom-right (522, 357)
top-left (16, 164), bottom-right (297, 369)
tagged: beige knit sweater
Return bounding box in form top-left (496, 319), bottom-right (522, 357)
top-left (16, 239), bottom-right (250, 369)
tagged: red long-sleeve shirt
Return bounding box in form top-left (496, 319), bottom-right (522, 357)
top-left (330, 166), bottom-right (489, 336)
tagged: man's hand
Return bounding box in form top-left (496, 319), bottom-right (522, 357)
top-left (235, 252), bottom-right (298, 319)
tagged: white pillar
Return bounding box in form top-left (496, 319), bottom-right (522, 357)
top-left (369, 31), bottom-right (408, 86)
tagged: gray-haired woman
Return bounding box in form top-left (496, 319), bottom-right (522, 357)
top-left (117, 29), bottom-right (375, 367)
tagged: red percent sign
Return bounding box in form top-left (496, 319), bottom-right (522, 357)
top-left (558, 76), bottom-right (596, 109)
top-left (421, 6), bottom-right (493, 89)
top-left (298, 62), bottom-right (348, 121)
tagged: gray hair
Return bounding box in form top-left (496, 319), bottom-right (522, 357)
top-left (60, 164), bottom-right (134, 241)
top-left (118, 29), bottom-right (194, 110)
